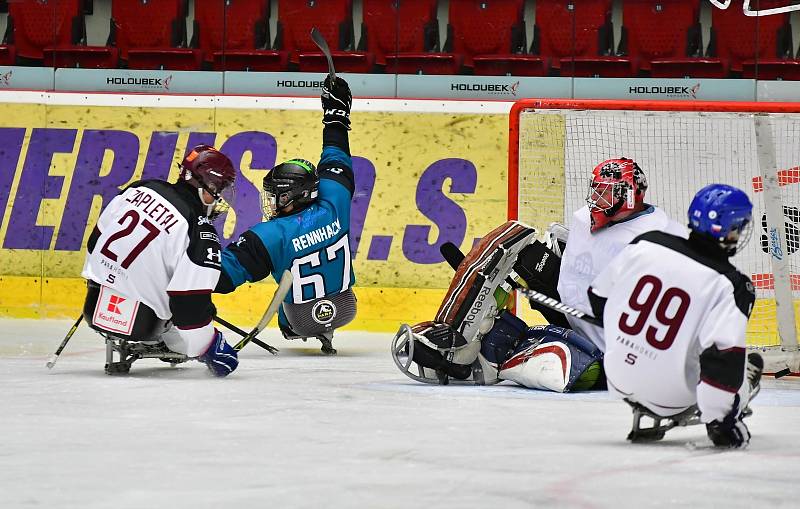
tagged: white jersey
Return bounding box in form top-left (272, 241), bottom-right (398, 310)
top-left (82, 181), bottom-right (223, 356)
top-left (557, 205), bottom-right (687, 350)
top-left (590, 231), bottom-right (755, 422)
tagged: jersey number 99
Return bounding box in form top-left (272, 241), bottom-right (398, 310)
top-left (618, 275), bottom-right (691, 350)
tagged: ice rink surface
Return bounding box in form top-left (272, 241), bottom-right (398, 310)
top-left (2, 318), bottom-right (800, 509)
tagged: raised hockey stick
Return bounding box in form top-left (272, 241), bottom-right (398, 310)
top-left (214, 315), bottom-right (278, 355)
top-left (233, 270), bottom-right (293, 352)
top-left (46, 314), bottom-right (83, 369)
top-left (440, 242), bottom-right (603, 327)
top-left (310, 27), bottom-right (336, 81)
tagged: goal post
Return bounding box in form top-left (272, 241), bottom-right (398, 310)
top-left (508, 99), bottom-right (800, 374)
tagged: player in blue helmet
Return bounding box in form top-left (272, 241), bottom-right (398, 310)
top-left (687, 183), bottom-right (753, 256)
top-left (215, 76), bottom-right (356, 355)
top-left (590, 184), bottom-right (762, 447)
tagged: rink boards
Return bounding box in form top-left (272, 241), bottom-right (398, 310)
top-left (0, 93), bottom-right (512, 330)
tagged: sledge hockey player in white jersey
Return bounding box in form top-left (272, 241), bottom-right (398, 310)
top-left (392, 221), bottom-right (604, 392)
top-left (589, 184), bottom-right (763, 447)
top-left (81, 145), bottom-right (239, 376)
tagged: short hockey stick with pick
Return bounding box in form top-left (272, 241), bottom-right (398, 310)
top-left (233, 270), bottom-right (293, 352)
top-left (46, 315), bottom-right (83, 369)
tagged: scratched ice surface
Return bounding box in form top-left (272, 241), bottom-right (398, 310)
top-left (2, 318), bottom-right (799, 509)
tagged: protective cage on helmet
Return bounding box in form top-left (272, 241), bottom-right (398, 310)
top-left (261, 159), bottom-right (320, 219)
top-left (179, 145), bottom-right (236, 219)
top-left (585, 158), bottom-right (648, 231)
top-left (688, 183), bottom-right (754, 255)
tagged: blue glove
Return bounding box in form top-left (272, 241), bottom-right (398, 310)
top-left (198, 329), bottom-right (239, 377)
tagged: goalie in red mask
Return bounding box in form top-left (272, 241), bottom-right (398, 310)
top-left (555, 157), bottom-right (686, 351)
top-left (586, 158), bottom-right (649, 232)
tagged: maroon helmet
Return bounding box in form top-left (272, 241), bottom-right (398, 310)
top-left (178, 145), bottom-right (236, 218)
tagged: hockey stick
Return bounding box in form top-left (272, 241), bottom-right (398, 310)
top-left (440, 242), bottom-right (603, 327)
top-left (214, 315), bottom-right (278, 355)
top-left (46, 314), bottom-right (83, 369)
top-left (233, 270), bottom-right (293, 352)
top-left (310, 27), bottom-right (336, 81)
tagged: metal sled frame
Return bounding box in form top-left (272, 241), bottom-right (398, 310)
top-left (103, 334), bottom-right (187, 375)
top-left (625, 400), bottom-right (702, 443)
top-left (391, 324), bottom-right (477, 385)
top-left (283, 331), bottom-right (337, 355)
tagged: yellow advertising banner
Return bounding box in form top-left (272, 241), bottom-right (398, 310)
top-left (0, 101), bottom-right (509, 330)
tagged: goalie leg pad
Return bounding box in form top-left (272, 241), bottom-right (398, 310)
top-left (498, 325), bottom-right (604, 392)
top-left (436, 221), bottom-right (537, 343)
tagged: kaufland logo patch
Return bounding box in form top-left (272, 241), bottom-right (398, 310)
top-left (93, 286), bottom-right (139, 335)
top-left (107, 295), bottom-right (126, 314)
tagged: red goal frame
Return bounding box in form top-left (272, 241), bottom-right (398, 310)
top-left (508, 98), bottom-right (800, 221)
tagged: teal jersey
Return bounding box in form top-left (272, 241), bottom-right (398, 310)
top-left (218, 145), bottom-right (355, 304)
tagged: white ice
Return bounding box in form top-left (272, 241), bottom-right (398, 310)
top-left (2, 318), bottom-right (800, 509)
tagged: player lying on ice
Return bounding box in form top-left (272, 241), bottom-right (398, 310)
top-left (81, 145), bottom-right (240, 376)
top-left (590, 184), bottom-right (763, 448)
top-left (391, 220), bottom-right (605, 392)
top-left (391, 157), bottom-right (683, 391)
top-left (214, 76), bottom-right (357, 355)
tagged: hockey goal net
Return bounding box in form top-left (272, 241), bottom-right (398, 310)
top-left (508, 99), bottom-right (800, 374)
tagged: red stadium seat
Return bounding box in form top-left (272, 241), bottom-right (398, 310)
top-left (622, 0), bottom-right (724, 78)
top-left (448, 0), bottom-right (545, 76)
top-left (535, 0), bottom-right (630, 77)
top-left (710, 0), bottom-right (800, 79)
top-left (0, 44), bottom-right (14, 65)
top-left (194, 0), bottom-right (287, 71)
top-left (277, 0), bottom-right (373, 73)
top-left (361, 0), bottom-right (460, 75)
top-left (9, 0), bottom-right (116, 67)
top-left (112, 0), bottom-right (200, 70)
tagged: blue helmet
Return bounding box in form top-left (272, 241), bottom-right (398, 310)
top-left (687, 184), bottom-right (753, 256)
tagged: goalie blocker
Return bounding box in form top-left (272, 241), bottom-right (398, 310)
top-left (390, 221), bottom-right (603, 391)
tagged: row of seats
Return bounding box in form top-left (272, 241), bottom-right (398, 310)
top-left (0, 0), bottom-right (799, 80)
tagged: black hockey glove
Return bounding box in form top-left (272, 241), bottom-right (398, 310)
top-left (706, 415), bottom-right (750, 448)
top-left (321, 76), bottom-right (352, 130)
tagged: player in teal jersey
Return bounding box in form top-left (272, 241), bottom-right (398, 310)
top-left (215, 76), bottom-right (356, 354)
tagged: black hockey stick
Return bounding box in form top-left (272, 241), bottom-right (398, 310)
top-left (46, 314), bottom-right (83, 369)
top-left (310, 27), bottom-right (336, 81)
top-left (214, 315), bottom-right (278, 354)
top-left (233, 270), bottom-right (293, 352)
top-left (439, 242), bottom-right (603, 327)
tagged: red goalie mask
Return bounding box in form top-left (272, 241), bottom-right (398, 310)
top-left (586, 158), bottom-right (648, 232)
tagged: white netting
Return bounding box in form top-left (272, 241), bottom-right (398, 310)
top-left (515, 107), bottom-right (800, 350)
